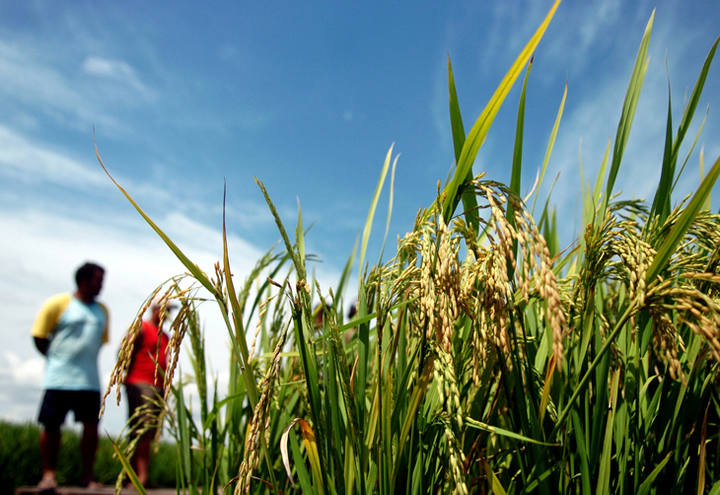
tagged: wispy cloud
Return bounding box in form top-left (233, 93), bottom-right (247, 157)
top-left (82, 55), bottom-right (155, 100)
top-left (0, 124), bottom-right (109, 188)
top-left (0, 124), bottom-right (280, 233)
top-left (0, 40), bottom-right (125, 132)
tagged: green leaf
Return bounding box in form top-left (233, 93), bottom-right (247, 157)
top-left (603, 11), bottom-right (654, 213)
top-left (108, 435), bottom-right (148, 495)
top-left (593, 140), bottom-right (612, 212)
top-left (508, 58), bottom-right (532, 228)
top-left (651, 34), bottom-right (719, 221)
top-left (437, 0), bottom-right (562, 222)
top-left (465, 417), bottom-right (560, 447)
top-left (449, 57), bottom-right (480, 233)
top-left (531, 82), bottom-right (567, 215)
top-left (596, 370), bottom-right (620, 495)
top-left (95, 139), bottom-right (218, 298)
top-left (256, 178), bottom-right (304, 280)
top-left (296, 198), bottom-right (306, 275)
top-left (646, 154), bottom-right (720, 283)
top-left (359, 144), bottom-right (394, 282)
top-left (483, 460), bottom-right (508, 495)
top-left (571, 411), bottom-right (592, 495)
top-left (650, 78), bottom-right (676, 221)
top-left (335, 235), bottom-right (358, 309)
top-left (637, 452), bottom-right (672, 495)
top-left (378, 154), bottom-right (399, 265)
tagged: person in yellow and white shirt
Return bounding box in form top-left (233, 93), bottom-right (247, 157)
top-left (31, 262), bottom-right (109, 491)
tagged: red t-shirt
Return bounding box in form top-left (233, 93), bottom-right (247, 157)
top-left (125, 321), bottom-right (169, 388)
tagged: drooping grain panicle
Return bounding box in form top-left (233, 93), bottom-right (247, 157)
top-left (236, 320), bottom-right (290, 494)
top-left (100, 278), bottom-right (189, 417)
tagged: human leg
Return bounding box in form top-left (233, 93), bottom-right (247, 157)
top-left (126, 383), bottom-right (161, 486)
top-left (37, 390), bottom-right (70, 488)
top-left (80, 422), bottom-right (99, 484)
top-left (38, 427), bottom-right (60, 488)
top-left (72, 391), bottom-right (102, 486)
top-left (133, 433), bottom-right (152, 485)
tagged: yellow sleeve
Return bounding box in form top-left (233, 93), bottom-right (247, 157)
top-left (99, 303), bottom-right (110, 344)
top-left (30, 293), bottom-right (72, 338)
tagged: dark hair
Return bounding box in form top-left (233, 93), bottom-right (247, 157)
top-left (75, 262), bottom-right (104, 286)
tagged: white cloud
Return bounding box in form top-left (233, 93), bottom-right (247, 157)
top-left (83, 56), bottom-right (133, 78)
top-left (577, 0), bottom-right (622, 50)
top-left (0, 124), bottom-right (275, 233)
top-left (0, 124), bottom-right (109, 188)
top-left (82, 55), bottom-right (155, 99)
top-left (0, 41), bottom-right (124, 133)
top-left (4, 352), bottom-right (44, 387)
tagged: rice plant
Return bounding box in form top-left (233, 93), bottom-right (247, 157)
top-left (101, 2), bottom-right (720, 493)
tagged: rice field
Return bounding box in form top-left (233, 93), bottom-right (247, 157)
top-left (101, 2), bottom-right (720, 494)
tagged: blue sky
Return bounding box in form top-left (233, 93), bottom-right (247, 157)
top-left (1, 0), bottom-right (719, 434)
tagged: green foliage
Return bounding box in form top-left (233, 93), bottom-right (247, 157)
top-left (99, 4), bottom-right (720, 494)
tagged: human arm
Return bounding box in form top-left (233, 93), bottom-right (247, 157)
top-left (30, 293), bottom-right (71, 356)
top-left (34, 337), bottom-right (50, 356)
top-left (99, 303), bottom-right (110, 345)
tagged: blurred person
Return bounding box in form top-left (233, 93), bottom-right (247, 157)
top-left (124, 297), bottom-right (172, 486)
top-left (312, 302), bottom-right (333, 329)
top-left (31, 262), bottom-right (108, 491)
top-left (345, 299), bottom-right (359, 345)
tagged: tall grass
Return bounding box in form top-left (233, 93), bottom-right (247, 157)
top-left (101, 3), bottom-right (720, 494)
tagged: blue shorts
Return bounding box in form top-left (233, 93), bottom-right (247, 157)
top-left (38, 389), bottom-right (101, 428)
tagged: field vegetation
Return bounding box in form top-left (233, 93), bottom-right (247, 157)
top-left (0, 420), bottom-right (176, 491)
top-left (100, 2), bottom-right (720, 493)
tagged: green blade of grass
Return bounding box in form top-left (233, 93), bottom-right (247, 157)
top-left (596, 369), bottom-right (620, 495)
top-left (221, 184), bottom-right (253, 388)
top-left (671, 110), bottom-right (708, 195)
top-left (646, 154), bottom-right (720, 283)
top-left (95, 139), bottom-right (218, 298)
top-left (109, 435), bottom-right (148, 495)
top-left (571, 410), bottom-right (592, 495)
top-left (296, 198), bottom-right (306, 275)
top-left (449, 56), bottom-right (480, 233)
top-left (256, 178), bottom-right (305, 280)
top-left (593, 140), bottom-right (611, 211)
top-left (699, 147), bottom-right (711, 212)
top-left (651, 79), bottom-right (676, 221)
top-left (437, 0), bottom-right (562, 223)
top-left (637, 452), bottom-right (672, 495)
top-left (359, 144), bottom-right (394, 281)
top-left (531, 81), bottom-right (567, 215)
top-left (483, 459), bottom-right (508, 495)
top-left (448, 56), bottom-right (466, 164)
top-left (377, 154), bottom-right (399, 265)
top-left (603, 10), bottom-right (654, 213)
top-left (465, 417), bottom-right (560, 447)
top-left (508, 58), bottom-right (532, 232)
top-left (651, 34), bottom-right (719, 221)
top-left (336, 236), bottom-right (359, 309)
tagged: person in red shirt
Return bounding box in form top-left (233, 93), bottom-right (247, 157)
top-left (125, 298), bottom-right (172, 486)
